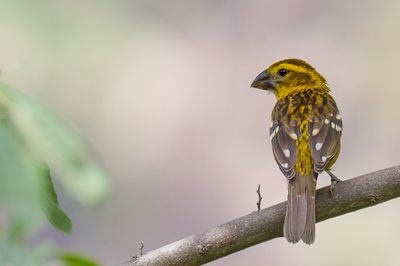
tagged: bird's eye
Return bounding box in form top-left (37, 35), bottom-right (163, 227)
top-left (278, 68), bottom-right (288, 76)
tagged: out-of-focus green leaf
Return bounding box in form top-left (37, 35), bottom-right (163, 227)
top-left (38, 162), bottom-right (59, 205)
top-left (0, 82), bottom-right (110, 206)
top-left (38, 162), bottom-right (72, 234)
top-left (58, 252), bottom-right (100, 266)
top-left (0, 237), bottom-right (53, 266)
top-left (0, 124), bottom-right (43, 239)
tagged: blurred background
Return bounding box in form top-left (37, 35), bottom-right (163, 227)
top-left (1, 0), bottom-right (400, 265)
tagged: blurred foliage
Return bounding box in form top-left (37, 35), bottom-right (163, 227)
top-left (58, 252), bottom-right (100, 266)
top-left (0, 239), bottom-right (53, 266)
top-left (0, 82), bottom-right (109, 265)
top-left (39, 163), bottom-right (72, 234)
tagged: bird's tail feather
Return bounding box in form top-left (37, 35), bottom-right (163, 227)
top-left (284, 172), bottom-right (316, 244)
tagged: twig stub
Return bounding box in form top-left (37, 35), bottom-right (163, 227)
top-left (140, 241), bottom-right (144, 256)
top-left (256, 184), bottom-right (262, 211)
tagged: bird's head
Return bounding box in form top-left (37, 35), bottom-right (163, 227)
top-left (251, 58), bottom-right (328, 100)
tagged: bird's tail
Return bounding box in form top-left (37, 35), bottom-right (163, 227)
top-left (284, 172), bottom-right (317, 244)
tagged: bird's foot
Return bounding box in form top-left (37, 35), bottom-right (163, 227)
top-left (326, 170), bottom-right (341, 196)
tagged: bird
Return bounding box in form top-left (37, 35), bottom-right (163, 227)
top-left (251, 59), bottom-right (342, 244)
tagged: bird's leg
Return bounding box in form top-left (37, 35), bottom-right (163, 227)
top-left (326, 169), bottom-right (341, 196)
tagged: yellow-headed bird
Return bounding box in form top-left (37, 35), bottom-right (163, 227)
top-left (251, 59), bottom-right (342, 244)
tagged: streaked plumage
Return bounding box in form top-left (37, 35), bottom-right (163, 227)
top-left (251, 59), bottom-right (342, 244)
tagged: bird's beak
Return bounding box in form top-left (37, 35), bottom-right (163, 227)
top-left (251, 70), bottom-right (276, 91)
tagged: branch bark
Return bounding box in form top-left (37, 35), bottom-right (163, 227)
top-left (125, 165), bottom-right (400, 266)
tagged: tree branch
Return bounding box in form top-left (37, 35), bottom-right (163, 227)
top-left (126, 165), bottom-right (400, 266)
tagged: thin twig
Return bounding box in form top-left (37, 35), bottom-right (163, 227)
top-left (140, 241), bottom-right (144, 256)
top-left (126, 165), bottom-right (400, 266)
top-left (256, 184), bottom-right (262, 211)
top-left (121, 241), bottom-right (145, 266)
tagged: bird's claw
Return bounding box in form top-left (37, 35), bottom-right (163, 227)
top-left (329, 179), bottom-right (340, 196)
top-left (327, 170), bottom-right (341, 197)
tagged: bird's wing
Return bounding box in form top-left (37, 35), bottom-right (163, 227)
top-left (308, 95), bottom-right (342, 173)
top-left (270, 119), bottom-right (299, 179)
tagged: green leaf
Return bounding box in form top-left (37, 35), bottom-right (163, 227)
top-left (0, 82), bottom-right (110, 206)
top-left (38, 162), bottom-right (72, 234)
top-left (0, 124), bottom-right (43, 239)
top-left (58, 252), bottom-right (100, 266)
top-left (38, 162), bottom-right (59, 205)
top-left (0, 238), bottom-right (53, 266)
